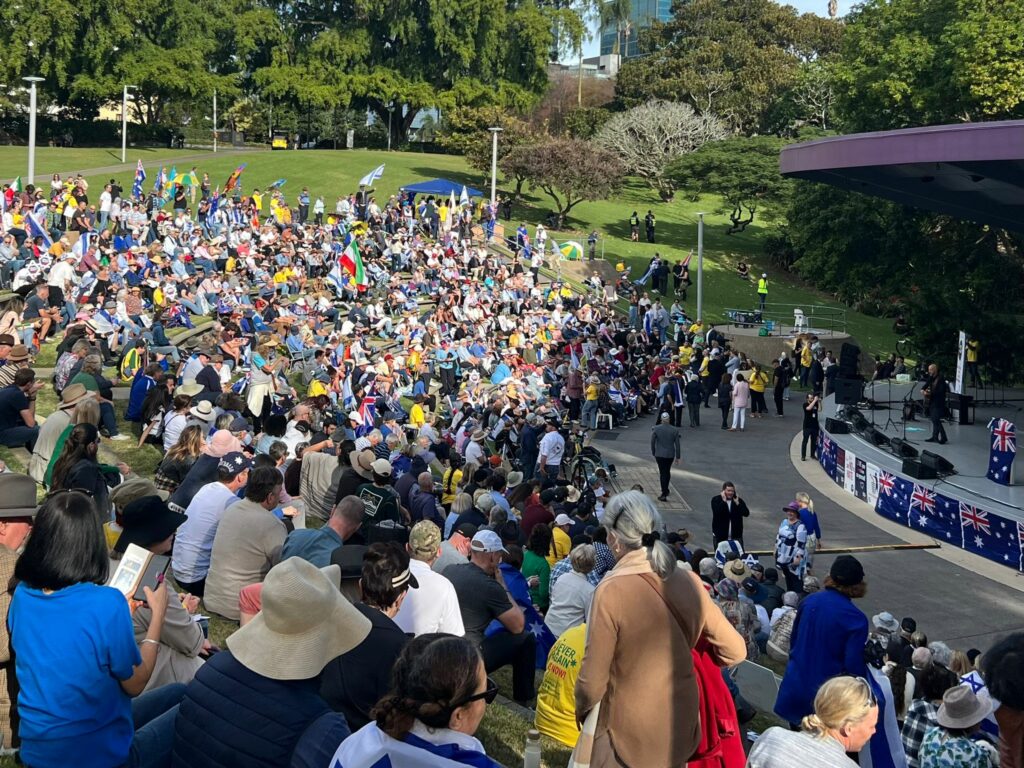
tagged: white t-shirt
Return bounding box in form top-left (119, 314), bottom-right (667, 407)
top-left (162, 412), bottom-right (188, 452)
top-left (393, 559), bottom-right (465, 637)
top-left (538, 431), bottom-right (565, 467)
top-left (99, 190), bottom-right (112, 213)
top-left (545, 571), bottom-right (594, 639)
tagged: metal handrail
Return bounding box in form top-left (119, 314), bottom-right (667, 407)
top-left (723, 303), bottom-right (847, 336)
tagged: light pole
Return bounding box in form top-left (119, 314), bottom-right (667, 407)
top-left (121, 84), bottom-right (138, 163)
top-left (696, 212), bottom-right (705, 322)
top-left (488, 126), bottom-right (502, 206)
top-left (213, 89), bottom-right (218, 153)
top-left (23, 76), bottom-right (43, 184)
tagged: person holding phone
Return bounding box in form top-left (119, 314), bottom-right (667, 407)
top-left (801, 393), bottom-right (821, 461)
top-left (9, 490), bottom-right (184, 768)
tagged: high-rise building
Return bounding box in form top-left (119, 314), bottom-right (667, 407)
top-left (599, 0), bottom-right (672, 59)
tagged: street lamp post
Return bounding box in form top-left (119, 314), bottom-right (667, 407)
top-left (488, 127), bottom-right (502, 206)
top-left (696, 212), bottom-right (705, 322)
top-left (121, 84), bottom-right (138, 163)
top-left (213, 89), bottom-right (218, 153)
top-left (23, 76), bottom-right (44, 184)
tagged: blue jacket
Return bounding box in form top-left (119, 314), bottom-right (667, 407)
top-left (172, 650), bottom-right (349, 768)
top-left (774, 588), bottom-right (869, 724)
top-left (125, 371), bottom-right (155, 422)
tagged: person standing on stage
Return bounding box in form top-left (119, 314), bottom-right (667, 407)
top-left (922, 363), bottom-right (948, 444)
top-left (966, 336), bottom-right (981, 388)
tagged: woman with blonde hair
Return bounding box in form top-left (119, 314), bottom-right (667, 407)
top-left (154, 425), bottom-right (206, 494)
top-left (749, 676), bottom-right (879, 766)
top-left (796, 491), bottom-right (822, 568)
top-left (575, 491), bottom-right (746, 767)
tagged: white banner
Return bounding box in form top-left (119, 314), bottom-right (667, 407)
top-left (866, 462), bottom-right (881, 508)
top-left (952, 330), bottom-right (966, 395)
top-left (845, 450), bottom-right (857, 494)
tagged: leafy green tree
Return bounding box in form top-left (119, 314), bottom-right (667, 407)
top-left (501, 138), bottom-right (624, 226)
top-left (615, 0), bottom-right (842, 133)
top-left (832, 0), bottom-right (1024, 130)
top-left (438, 106), bottom-right (539, 201)
top-left (666, 136), bottom-right (790, 233)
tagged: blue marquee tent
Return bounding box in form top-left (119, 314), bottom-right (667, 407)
top-left (400, 178), bottom-right (482, 198)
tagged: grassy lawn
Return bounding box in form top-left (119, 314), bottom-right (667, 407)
top-left (0, 146), bottom-right (217, 180)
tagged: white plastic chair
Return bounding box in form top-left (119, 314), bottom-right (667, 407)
top-left (793, 308), bottom-right (807, 333)
top-left (595, 412), bottom-right (614, 430)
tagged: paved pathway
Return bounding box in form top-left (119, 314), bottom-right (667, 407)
top-left (597, 405), bottom-right (1024, 651)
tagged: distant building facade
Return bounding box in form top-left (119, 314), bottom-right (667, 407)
top-left (599, 0), bottom-right (672, 59)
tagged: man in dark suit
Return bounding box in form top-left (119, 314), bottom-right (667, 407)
top-left (923, 363), bottom-right (948, 444)
top-left (710, 481), bottom-right (751, 547)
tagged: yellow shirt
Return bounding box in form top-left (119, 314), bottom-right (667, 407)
top-left (585, 384), bottom-right (599, 402)
top-left (273, 267), bottom-right (293, 285)
top-left (536, 623), bottom-right (587, 747)
top-left (307, 379), bottom-right (329, 398)
top-left (409, 403), bottom-right (425, 428)
top-left (441, 467), bottom-right (463, 506)
top-left (546, 526), bottom-right (571, 566)
top-left (801, 346), bottom-right (812, 367)
top-left (749, 370), bottom-right (769, 393)
top-left (252, 191), bottom-right (263, 211)
top-left (679, 347), bottom-right (692, 366)
top-left (967, 340), bottom-right (979, 362)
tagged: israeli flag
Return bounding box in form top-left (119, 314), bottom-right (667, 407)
top-left (331, 721), bottom-right (503, 768)
top-left (73, 231), bottom-right (93, 257)
top-left (358, 164), bottom-right (385, 187)
top-left (459, 185), bottom-right (469, 208)
top-left (326, 261), bottom-right (348, 296)
top-left (26, 211), bottom-right (52, 249)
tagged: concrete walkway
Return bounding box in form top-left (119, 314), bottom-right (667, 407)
top-left (597, 404), bottom-right (1024, 651)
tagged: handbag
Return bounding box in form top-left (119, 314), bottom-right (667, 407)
top-left (568, 700), bottom-right (601, 768)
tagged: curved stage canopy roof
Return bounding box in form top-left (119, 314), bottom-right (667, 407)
top-left (779, 121), bottom-right (1024, 232)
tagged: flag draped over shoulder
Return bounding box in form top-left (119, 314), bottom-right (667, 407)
top-left (485, 563), bottom-right (555, 668)
top-left (26, 211), bottom-right (52, 249)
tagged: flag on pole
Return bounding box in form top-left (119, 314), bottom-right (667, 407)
top-left (223, 164), bottom-right (247, 194)
top-left (682, 249), bottom-right (693, 267)
top-left (269, 178), bottom-right (287, 189)
top-left (153, 167), bottom-right (166, 195)
top-left (448, 189), bottom-right (456, 213)
top-left (339, 237), bottom-right (367, 286)
top-left (459, 185), bottom-right (469, 208)
top-left (26, 211), bottom-right (52, 250)
top-left (358, 164), bottom-right (385, 187)
top-left (132, 160), bottom-right (146, 200)
top-left (10, 177), bottom-right (22, 193)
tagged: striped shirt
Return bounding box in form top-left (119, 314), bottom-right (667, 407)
top-left (747, 727), bottom-right (857, 767)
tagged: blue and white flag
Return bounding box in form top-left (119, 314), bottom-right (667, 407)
top-left (358, 164), bottom-right (385, 187)
top-left (326, 260), bottom-right (349, 296)
top-left (331, 721), bottom-right (503, 768)
top-left (26, 211), bottom-right (52, 250)
top-left (459, 184), bottom-right (469, 208)
top-left (132, 160), bottom-right (146, 200)
top-left (73, 231), bottom-right (93, 257)
top-left (987, 417), bottom-right (1016, 485)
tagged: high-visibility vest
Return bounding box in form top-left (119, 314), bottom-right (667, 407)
top-left (757, 278), bottom-right (768, 295)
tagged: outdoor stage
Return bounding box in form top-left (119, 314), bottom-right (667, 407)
top-left (818, 381), bottom-right (1024, 571)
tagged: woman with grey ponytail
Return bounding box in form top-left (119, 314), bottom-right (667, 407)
top-left (575, 490), bottom-right (747, 767)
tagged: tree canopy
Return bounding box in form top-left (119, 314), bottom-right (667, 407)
top-left (615, 0), bottom-right (842, 133)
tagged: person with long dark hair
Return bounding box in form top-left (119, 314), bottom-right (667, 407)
top-left (9, 491), bottom-right (182, 768)
top-left (51, 423), bottom-right (128, 520)
top-left (330, 634), bottom-right (503, 767)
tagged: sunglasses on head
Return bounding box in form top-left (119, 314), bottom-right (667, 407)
top-left (855, 676), bottom-right (877, 706)
top-left (45, 487), bottom-right (95, 500)
top-left (450, 677), bottom-right (498, 709)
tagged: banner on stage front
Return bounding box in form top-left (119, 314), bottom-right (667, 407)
top-left (845, 450), bottom-right (856, 494)
top-left (952, 330), bottom-right (967, 395)
top-left (866, 463), bottom-right (881, 508)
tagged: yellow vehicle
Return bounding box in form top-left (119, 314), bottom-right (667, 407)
top-left (271, 131), bottom-right (288, 150)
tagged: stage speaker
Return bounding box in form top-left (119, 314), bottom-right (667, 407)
top-left (863, 425), bottom-right (890, 448)
top-left (835, 378), bottom-right (863, 406)
top-left (951, 393), bottom-right (974, 426)
top-left (921, 450), bottom-right (956, 476)
top-left (840, 343), bottom-right (861, 378)
top-left (890, 437), bottom-right (919, 459)
top-left (903, 458), bottom-right (937, 480)
top-left (825, 417), bottom-right (849, 434)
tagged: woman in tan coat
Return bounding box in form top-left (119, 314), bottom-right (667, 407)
top-left (575, 491), bottom-right (747, 767)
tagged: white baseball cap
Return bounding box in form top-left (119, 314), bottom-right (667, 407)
top-left (470, 530), bottom-right (508, 554)
top-left (554, 513), bottom-right (573, 527)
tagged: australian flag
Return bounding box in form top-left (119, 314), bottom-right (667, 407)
top-left (132, 160), bottom-right (146, 201)
top-left (987, 418), bottom-right (1016, 486)
top-left (485, 563), bottom-right (556, 669)
top-left (819, 433), bottom-right (839, 482)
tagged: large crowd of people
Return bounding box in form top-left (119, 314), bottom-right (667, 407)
top-left (0, 167), bottom-right (1017, 768)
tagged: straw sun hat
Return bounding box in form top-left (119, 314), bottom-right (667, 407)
top-left (226, 558), bottom-right (371, 681)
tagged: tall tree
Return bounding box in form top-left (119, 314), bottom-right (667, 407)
top-left (599, 0), bottom-right (633, 56)
top-left (614, 0), bottom-right (842, 133)
top-left (666, 136), bottom-right (790, 233)
top-left (593, 101), bottom-right (727, 201)
top-left (832, 0), bottom-right (1024, 130)
top-left (501, 138), bottom-right (624, 226)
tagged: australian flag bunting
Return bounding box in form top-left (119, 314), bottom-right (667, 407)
top-left (987, 417), bottom-right (1016, 486)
